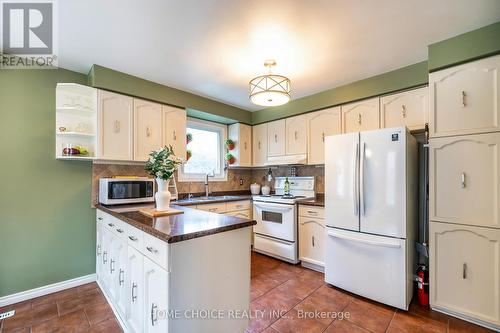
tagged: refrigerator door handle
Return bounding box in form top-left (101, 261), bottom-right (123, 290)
top-left (360, 142), bottom-right (366, 216)
top-left (327, 230), bottom-right (402, 249)
top-left (353, 142), bottom-right (359, 216)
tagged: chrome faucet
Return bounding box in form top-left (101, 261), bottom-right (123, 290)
top-left (204, 171), bottom-right (215, 197)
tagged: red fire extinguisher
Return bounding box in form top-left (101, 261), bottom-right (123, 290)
top-left (417, 264), bottom-right (429, 306)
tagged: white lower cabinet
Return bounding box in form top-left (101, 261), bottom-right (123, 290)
top-left (144, 257), bottom-right (169, 333)
top-left (126, 246), bottom-right (144, 333)
top-left (96, 209), bottom-right (251, 333)
top-left (298, 206), bottom-right (325, 271)
top-left (430, 221), bottom-right (500, 329)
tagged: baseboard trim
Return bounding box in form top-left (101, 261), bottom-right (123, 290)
top-left (0, 274), bottom-right (96, 307)
top-left (432, 305), bottom-right (500, 332)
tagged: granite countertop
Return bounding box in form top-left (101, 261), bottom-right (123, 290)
top-left (297, 194), bottom-right (325, 207)
top-left (96, 204), bottom-right (256, 244)
top-left (174, 194), bottom-right (252, 206)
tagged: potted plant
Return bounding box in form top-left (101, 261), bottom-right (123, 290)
top-left (225, 138), bottom-right (235, 150)
top-left (186, 149), bottom-right (192, 161)
top-left (145, 146), bottom-right (182, 211)
top-left (225, 152), bottom-right (236, 165)
top-left (186, 133), bottom-right (193, 145)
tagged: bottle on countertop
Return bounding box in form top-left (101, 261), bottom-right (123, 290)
top-left (284, 177), bottom-right (290, 196)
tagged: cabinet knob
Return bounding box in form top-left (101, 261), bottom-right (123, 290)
top-left (460, 172), bottom-right (466, 188)
top-left (275, 134), bottom-right (278, 143)
top-left (151, 303), bottom-right (158, 326)
top-left (96, 245), bottom-right (101, 256)
top-left (128, 235), bottom-right (138, 242)
top-left (258, 141), bottom-right (261, 149)
top-left (462, 263), bottom-right (467, 279)
top-left (294, 131), bottom-right (298, 140)
top-left (173, 130), bottom-right (177, 141)
top-left (116, 228), bottom-right (124, 233)
top-left (108, 223), bottom-right (114, 227)
top-left (244, 142), bottom-right (247, 150)
top-left (110, 259), bottom-right (115, 273)
top-left (401, 104), bottom-right (407, 118)
top-left (462, 91), bottom-right (467, 107)
top-left (146, 126), bottom-right (151, 138)
top-left (102, 251), bottom-right (107, 264)
top-left (97, 217), bottom-right (103, 221)
top-left (119, 269), bottom-right (125, 285)
top-left (357, 114), bottom-right (362, 125)
top-left (114, 120), bottom-right (121, 133)
top-left (322, 132), bottom-right (325, 143)
top-left (312, 236), bottom-right (315, 247)
top-left (131, 283), bottom-right (138, 302)
top-left (146, 246), bottom-right (158, 254)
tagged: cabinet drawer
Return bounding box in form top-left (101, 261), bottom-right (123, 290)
top-left (226, 200), bottom-right (251, 212)
top-left (225, 209), bottom-right (252, 219)
top-left (126, 223), bottom-right (144, 251)
top-left (142, 232), bottom-right (169, 271)
top-left (299, 205), bottom-right (325, 219)
top-left (430, 222), bottom-right (500, 326)
top-left (196, 202), bottom-right (226, 213)
top-left (429, 54), bottom-right (500, 138)
top-left (430, 133), bottom-right (500, 228)
top-left (299, 217), bottom-right (325, 267)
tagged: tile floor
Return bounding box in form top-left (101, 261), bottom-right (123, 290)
top-left (0, 252), bottom-right (494, 333)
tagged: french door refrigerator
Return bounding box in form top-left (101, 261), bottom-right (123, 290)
top-left (324, 127), bottom-right (418, 310)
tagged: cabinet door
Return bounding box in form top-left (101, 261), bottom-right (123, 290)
top-left (430, 222), bottom-right (500, 326)
top-left (134, 99), bottom-right (163, 161)
top-left (96, 224), bottom-right (103, 283)
top-left (163, 106), bottom-right (186, 160)
top-left (127, 246), bottom-right (144, 333)
top-left (286, 115), bottom-right (307, 155)
top-left (307, 107), bottom-right (341, 165)
top-left (99, 228), bottom-right (111, 290)
top-left (144, 257), bottom-right (169, 333)
top-left (341, 98), bottom-right (380, 133)
top-left (98, 90), bottom-right (133, 160)
top-left (380, 87), bottom-right (428, 131)
top-left (429, 54), bottom-right (500, 137)
top-left (106, 232), bottom-right (118, 301)
top-left (299, 218), bottom-right (325, 267)
top-left (429, 133), bottom-right (500, 229)
top-left (268, 119), bottom-right (286, 156)
top-left (114, 238), bottom-right (128, 318)
top-left (252, 123), bottom-right (268, 166)
top-left (239, 124), bottom-right (252, 166)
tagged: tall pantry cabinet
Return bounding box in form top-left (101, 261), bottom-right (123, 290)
top-left (428, 54), bottom-right (500, 331)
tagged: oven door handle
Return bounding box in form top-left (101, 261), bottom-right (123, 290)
top-left (253, 202), bottom-right (295, 211)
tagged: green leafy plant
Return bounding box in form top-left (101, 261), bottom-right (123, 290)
top-left (145, 145), bottom-right (182, 181)
top-left (225, 139), bottom-right (235, 150)
top-left (186, 149), bottom-right (192, 161)
top-left (186, 133), bottom-right (193, 144)
top-left (225, 152), bottom-right (235, 164)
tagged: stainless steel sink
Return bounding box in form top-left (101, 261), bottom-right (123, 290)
top-left (175, 195), bottom-right (245, 205)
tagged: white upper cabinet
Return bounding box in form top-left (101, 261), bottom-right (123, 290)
top-left (307, 107), bottom-right (341, 165)
top-left (429, 132), bottom-right (500, 229)
top-left (380, 87), bottom-right (429, 131)
top-left (98, 90), bottom-right (134, 161)
top-left (429, 54), bottom-right (500, 138)
top-left (286, 115), bottom-right (307, 155)
top-left (252, 123), bottom-right (268, 167)
top-left (133, 99), bottom-right (163, 162)
top-left (268, 119), bottom-right (286, 156)
top-left (163, 106), bottom-right (186, 161)
top-left (430, 222), bottom-right (500, 326)
top-left (342, 98), bottom-right (380, 133)
top-left (228, 123), bottom-right (252, 167)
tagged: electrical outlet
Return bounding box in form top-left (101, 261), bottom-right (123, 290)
top-left (239, 179), bottom-right (244, 185)
top-left (0, 310), bottom-right (15, 320)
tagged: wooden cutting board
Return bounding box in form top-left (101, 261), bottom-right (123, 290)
top-left (139, 207), bottom-right (184, 218)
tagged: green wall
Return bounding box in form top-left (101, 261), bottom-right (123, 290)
top-left (89, 65), bottom-right (252, 125)
top-left (0, 69), bottom-right (95, 297)
top-left (252, 61), bottom-right (428, 124)
top-left (428, 21), bottom-right (500, 72)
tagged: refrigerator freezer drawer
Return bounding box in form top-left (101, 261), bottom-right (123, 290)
top-left (325, 228), bottom-right (409, 310)
top-left (253, 234), bottom-right (298, 264)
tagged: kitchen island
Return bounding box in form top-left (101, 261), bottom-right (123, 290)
top-left (95, 204), bottom-right (255, 333)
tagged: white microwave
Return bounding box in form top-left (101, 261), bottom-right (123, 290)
top-left (99, 178), bottom-right (155, 205)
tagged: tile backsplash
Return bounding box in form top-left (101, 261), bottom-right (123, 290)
top-left (92, 163), bottom-right (324, 205)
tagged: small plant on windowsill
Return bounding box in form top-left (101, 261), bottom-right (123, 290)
top-left (225, 152), bottom-right (236, 165)
top-left (186, 133), bottom-right (193, 145)
top-left (186, 149), bottom-right (192, 161)
top-left (225, 139), bottom-right (235, 150)
top-left (145, 145), bottom-right (182, 211)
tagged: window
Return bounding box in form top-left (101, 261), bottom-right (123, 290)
top-left (178, 118), bottom-right (227, 181)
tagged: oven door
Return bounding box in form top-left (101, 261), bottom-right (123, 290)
top-left (253, 201), bottom-right (296, 242)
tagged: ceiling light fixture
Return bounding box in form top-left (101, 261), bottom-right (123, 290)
top-left (249, 60), bottom-right (291, 107)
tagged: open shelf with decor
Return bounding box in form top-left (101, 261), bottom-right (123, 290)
top-left (55, 83), bottom-right (98, 160)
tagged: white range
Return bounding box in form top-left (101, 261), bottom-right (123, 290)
top-left (253, 177), bottom-right (315, 264)
top-left (324, 127), bottom-right (418, 310)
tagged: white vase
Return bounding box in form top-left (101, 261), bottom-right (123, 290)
top-left (155, 178), bottom-right (172, 211)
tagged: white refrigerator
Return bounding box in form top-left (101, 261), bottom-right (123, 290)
top-left (324, 127), bottom-right (417, 310)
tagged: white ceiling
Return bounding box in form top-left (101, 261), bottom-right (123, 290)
top-left (59, 0), bottom-right (500, 111)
